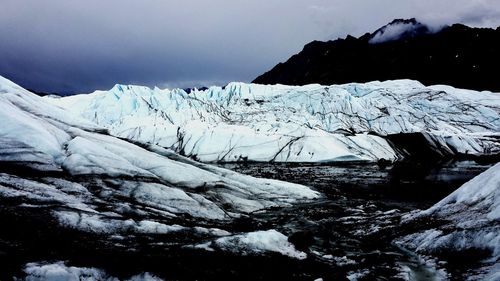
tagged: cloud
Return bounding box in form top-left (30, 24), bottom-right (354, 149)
top-left (456, 0), bottom-right (500, 27)
top-left (411, 0), bottom-right (500, 28)
top-left (0, 0), bottom-right (499, 93)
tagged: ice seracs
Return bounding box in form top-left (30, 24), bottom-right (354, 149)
top-left (46, 79), bottom-right (500, 163)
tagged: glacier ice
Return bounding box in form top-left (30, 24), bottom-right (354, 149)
top-left (45, 79), bottom-right (500, 163)
top-left (1, 74), bottom-right (500, 279)
top-left (0, 75), bottom-right (318, 242)
top-left (397, 162), bottom-right (500, 278)
top-left (195, 229), bottom-right (307, 259)
top-left (22, 261), bottom-right (163, 281)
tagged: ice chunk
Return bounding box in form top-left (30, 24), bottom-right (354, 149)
top-left (22, 261), bottom-right (163, 281)
top-left (199, 229), bottom-right (307, 260)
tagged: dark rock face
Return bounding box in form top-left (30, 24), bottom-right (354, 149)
top-left (253, 19), bottom-right (500, 92)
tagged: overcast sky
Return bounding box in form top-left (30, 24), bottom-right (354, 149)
top-left (1, 0), bottom-right (499, 93)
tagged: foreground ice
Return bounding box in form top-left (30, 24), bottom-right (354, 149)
top-left (46, 80), bottom-right (500, 163)
top-left (397, 162), bottom-right (500, 279)
top-left (195, 229), bottom-right (307, 259)
top-left (23, 262), bottom-right (162, 281)
top-left (0, 75), bottom-right (318, 246)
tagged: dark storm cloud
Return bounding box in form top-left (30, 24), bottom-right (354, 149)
top-left (1, 0), bottom-right (499, 93)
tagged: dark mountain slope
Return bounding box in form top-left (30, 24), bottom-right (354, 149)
top-left (254, 19), bottom-right (500, 92)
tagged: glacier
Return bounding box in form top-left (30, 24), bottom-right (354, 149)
top-left (0, 75), bottom-right (318, 252)
top-left (45, 80), bottom-right (500, 163)
top-left (1, 74), bottom-right (500, 279)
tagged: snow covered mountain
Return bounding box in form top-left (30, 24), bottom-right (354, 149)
top-left (45, 80), bottom-right (500, 163)
top-left (0, 75), bottom-right (318, 257)
top-left (397, 162), bottom-right (500, 280)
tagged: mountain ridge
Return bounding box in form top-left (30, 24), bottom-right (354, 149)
top-left (253, 19), bottom-right (500, 92)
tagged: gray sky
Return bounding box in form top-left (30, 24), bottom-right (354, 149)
top-left (1, 0), bottom-right (499, 93)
